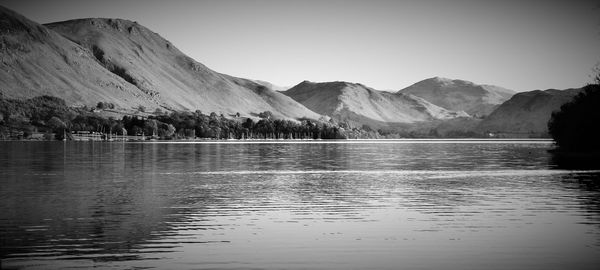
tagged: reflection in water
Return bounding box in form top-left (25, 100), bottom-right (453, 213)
top-left (1, 141), bottom-right (600, 270)
top-left (550, 151), bottom-right (600, 170)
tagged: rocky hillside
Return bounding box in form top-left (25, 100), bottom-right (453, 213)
top-left (478, 88), bottom-right (582, 135)
top-left (283, 81), bottom-right (467, 127)
top-left (0, 6), bottom-right (320, 119)
top-left (0, 6), bottom-right (152, 110)
top-left (398, 77), bottom-right (515, 117)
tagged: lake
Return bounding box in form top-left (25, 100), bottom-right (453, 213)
top-left (1, 140), bottom-right (599, 269)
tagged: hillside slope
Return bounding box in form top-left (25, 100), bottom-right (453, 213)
top-left (478, 88), bottom-right (582, 135)
top-left (283, 81), bottom-right (467, 127)
top-left (252, 80), bottom-right (289, 91)
top-left (0, 6), bottom-right (153, 110)
top-left (399, 77), bottom-right (515, 117)
top-left (0, 6), bottom-right (319, 119)
top-left (45, 18), bottom-right (321, 119)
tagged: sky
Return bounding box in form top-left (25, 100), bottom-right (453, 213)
top-left (3, 0), bottom-right (600, 92)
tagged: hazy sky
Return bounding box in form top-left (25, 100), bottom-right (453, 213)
top-left (3, 0), bottom-right (600, 91)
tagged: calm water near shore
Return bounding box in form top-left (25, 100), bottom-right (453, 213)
top-left (1, 140), bottom-right (600, 269)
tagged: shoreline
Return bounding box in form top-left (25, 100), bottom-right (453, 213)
top-left (0, 138), bottom-right (555, 144)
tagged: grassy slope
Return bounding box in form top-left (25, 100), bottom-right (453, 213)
top-left (45, 18), bottom-right (320, 119)
top-left (398, 77), bottom-right (515, 116)
top-left (477, 88), bottom-right (582, 134)
top-left (0, 6), bottom-right (320, 120)
top-left (0, 6), bottom-right (154, 111)
top-left (283, 81), bottom-right (466, 127)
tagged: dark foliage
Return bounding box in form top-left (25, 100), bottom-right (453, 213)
top-left (96, 102), bottom-right (115, 109)
top-left (548, 77), bottom-right (600, 151)
top-left (0, 95), bottom-right (73, 138)
top-left (0, 95), bottom-right (360, 140)
top-left (136, 111), bottom-right (348, 140)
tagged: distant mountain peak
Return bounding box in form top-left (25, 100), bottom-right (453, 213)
top-left (430, 76), bottom-right (453, 82)
top-left (421, 77), bottom-right (478, 87)
top-left (399, 77), bottom-right (515, 116)
top-left (283, 80), bottom-right (466, 127)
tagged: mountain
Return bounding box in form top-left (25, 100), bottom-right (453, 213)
top-left (45, 18), bottom-right (321, 119)
top-left (251, 80), bottom-right (290, 91)
top-left (0, 6), bottom-right (152, 110)
top-left (283, 80), bottom-right (467, 127)
top-left (0, 6), bottom-right (320, 120)
top-left (398, 77), bottom-right (516, 117)
top-left (477, 88), bottom-right (582, 135)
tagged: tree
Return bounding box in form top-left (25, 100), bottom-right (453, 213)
top-left (242, 118), bottom-right (254, 129)
top-left (131, 125), bottom-right (143, 135)
top-left (144, 119), bottom-right (158, 136)
top-left (96, 102), bottom-right (114, 110)
top-left (548, 75), bottom-right (600, 152)
top-left (166, 124), bottom-right (176, 138)
top-left (47, 116), bottom-right (66, 130)
top-left (47, 116), bottom-right (66, 140)
top-left (258, 111), bottom-right (273, 119)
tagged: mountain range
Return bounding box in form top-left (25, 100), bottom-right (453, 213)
top-left (398, 77), bottom-right (516, 117)
top-left (0, 5), bottom-right (584, 136)
top-left (283, 81), bottom-right (467, 128)
top-left (0, 6), bottom-right (319, 120)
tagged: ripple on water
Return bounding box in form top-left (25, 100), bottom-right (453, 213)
top-left (1, 141), bottom-right (600, 270)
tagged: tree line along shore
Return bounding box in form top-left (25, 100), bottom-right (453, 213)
top-left (0, 96), bottom-right (377, 141)
top-left (1, 76), bottom-right (598, 149)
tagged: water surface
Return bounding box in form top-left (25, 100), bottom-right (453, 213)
top-left (1, 140), bottom-right (599, 269)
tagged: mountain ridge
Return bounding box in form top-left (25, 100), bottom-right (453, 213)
top-left (0, 6), bottom-right (320, 120)
top-left (398, 77), bottom-right (516, 117)
top-left (0, 6), bottom-right (153, 111)
top-left (283, 80), bottom-right (468, 127)
top-left (45, 17), bottom-right (321, 119)
top-left (477, 87), bottom-right (583, 135)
